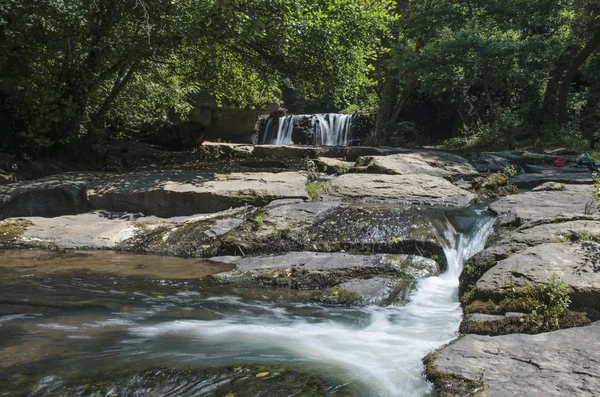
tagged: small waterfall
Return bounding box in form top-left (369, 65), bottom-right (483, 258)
top-left (442, 211), bottom-right (495, 277)
top-left (259, 113), bottom-right (357, 146)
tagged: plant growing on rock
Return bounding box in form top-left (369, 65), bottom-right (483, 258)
top-left (528, 273), bottom-right (573, 332)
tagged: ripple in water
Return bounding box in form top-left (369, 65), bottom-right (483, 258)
top-left (125, 214), bottom-right (495, 396)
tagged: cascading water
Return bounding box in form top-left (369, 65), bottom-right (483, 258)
top-left (130, 213), bottom-right (494, 396)
top-left (8, 210), bottom-right (495, 397)
top-left (259, 113), bottom-right (357, 146)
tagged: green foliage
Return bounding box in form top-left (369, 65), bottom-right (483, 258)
top-left (528, 273), bottom-right (573, 332)
top-left (307, 181), bottom-right (331, 202)
top-left (253, 214), bottom-right (265, 228)
top-left (0, 0), bottom-right (395, 154)
top-left (377, 0), bottom-right (600, 149)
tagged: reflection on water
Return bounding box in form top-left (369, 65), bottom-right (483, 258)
top-left (0, 211), bottom-right (493, 396)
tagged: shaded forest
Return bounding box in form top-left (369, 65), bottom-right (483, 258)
top-left (1, 0), bottom-right (600, 157)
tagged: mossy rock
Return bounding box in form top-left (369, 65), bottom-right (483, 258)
top-left (423, 352), bottom-right (488, 397)
top-left (317, 288), bottom-right (363, 306)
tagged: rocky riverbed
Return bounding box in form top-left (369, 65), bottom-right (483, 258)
top-left (0, 142), bottom-right (598, 396)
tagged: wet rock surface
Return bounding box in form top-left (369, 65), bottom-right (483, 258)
top-left (210, 252), bottom-right (438, 304)
top-left (427, 170), bottom-right (600, 396)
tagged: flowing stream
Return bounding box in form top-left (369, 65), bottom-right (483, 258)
top-left (0, 210), bottom-right (494, 397)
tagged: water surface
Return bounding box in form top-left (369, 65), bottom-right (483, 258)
top-left (0, 211), bottom-right (494, 396)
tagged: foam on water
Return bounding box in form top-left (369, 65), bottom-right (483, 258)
top-left (127, 213), bottom-right (495, 396)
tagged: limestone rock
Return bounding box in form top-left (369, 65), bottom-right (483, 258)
top-left (427, 321), bottom-right (600, 397)
top-left (210, 252), bottom-right (439, 293)
top-left (330, 173), bottom-right (477, 207)
top-left (465, 152), bottom-right (514, 173)
top-left (87, 171), bottom-right (309, 217)
top-left (510, 168), bottom-right (593, 189)
top-left (358, 151), bottom-right (477, 177)
top-left (314, 157), bottom-right (353, 174)
top-left (474, 242), bottom-right (600, 309)
top-left (0, 177), bottom-right (90, 220)
top-left (219, 202), bottom-right (452, 262)
top-left (489, 184), bottom-right (596, 225)
top-left (319, 277), bottom-right (404, 306)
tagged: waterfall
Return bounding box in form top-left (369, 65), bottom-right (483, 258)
top-left (259, 113), bottom-right (357, 146)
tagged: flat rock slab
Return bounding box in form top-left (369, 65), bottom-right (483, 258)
top-left (489, 184), bottom-right (596, 225)
top-left (87, 171), bottom-right (309, 217)
top-left (210, 251), bottom-right (439, 292)
top-left (211, 251), bottom-right (438, 274)
top-left (510, 168), bottom-right (593, 188)
top-left (358, 151), bottom-right (477, 177)
top-left (475, 242), bottom-right (600, 308)
top-left (330, 173), bottom-right (477, 207)
top-left (14, 212), bottom-right (138, 249)
top-left (429, 321), bottom-right (600, 397)
top-left (314, 157), bottom-right (354, 174)
top-left (511, 218), bottom-right (600, 246)
top-left (0, 171), bottom-right (309, 219)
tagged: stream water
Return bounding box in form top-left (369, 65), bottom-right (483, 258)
top-left (0, 210), bottom-right (494, 397)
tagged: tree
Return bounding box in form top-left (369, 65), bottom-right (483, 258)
top-left (0, 0), bottom-right (394, 155)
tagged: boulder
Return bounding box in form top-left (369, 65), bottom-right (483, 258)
top-left (474, 242), bottom-right (600, 309)
top-left (0, 178), bottom-right (90, 220)
top-left (357, 151), bottom-right (477, 177)
top-left (460, 215), bottom-right (600, 295)
top-left (87, 171), bottom-right (309, 217)
top-left (218, 202), bottom-right (451, 263)
top-left (489, 184), bottom-right (596, 225)
top-left (314, 157), bottom-right (354, 174)
top-left (210, 251), bottom-right (438, 295)
top-left (426, 321), bottom-right (600, 397)
top-left (319, 277), bottom-right (407, 306)
top-left (330, 173), bottom-right (477, 207)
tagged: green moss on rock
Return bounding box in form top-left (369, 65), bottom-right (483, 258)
top-left (318, 288), bottom-right (363, 306)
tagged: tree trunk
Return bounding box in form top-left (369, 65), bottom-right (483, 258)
top-left (375, 67), bottom-right (400, 143)
top-left (556, 28), bottom-right (600, 124)
top-left (540, 51), bottom-right (573, 126)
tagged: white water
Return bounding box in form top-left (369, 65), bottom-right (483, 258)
top-left (260, 113), bottom-right (356, 146)
top-left (128, 214), bottom-right (495, 396)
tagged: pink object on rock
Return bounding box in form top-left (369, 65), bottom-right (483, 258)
top-left (553, 158), bottom-right (566, 167)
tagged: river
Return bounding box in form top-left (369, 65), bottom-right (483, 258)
top-left (0, 209), bottom-right (494, 397)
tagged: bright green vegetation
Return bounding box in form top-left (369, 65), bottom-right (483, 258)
top-left (307, 181), bottom-right (331, 201)
top-left (0, 0), bottom-right (394, 155)
top-left (463, 274), bottom-right (574, 333)
top-left (528, 274), bottom-right (573, 332)
top-left (253, 213), bottom-right (265, 229)
top-left (2, 0), bottom-right (600, 156)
